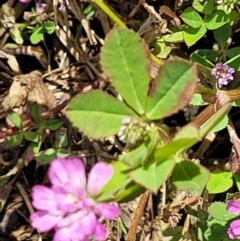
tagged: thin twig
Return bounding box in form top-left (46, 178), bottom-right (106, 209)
top-left (127, 191), bottom-right (150, 241)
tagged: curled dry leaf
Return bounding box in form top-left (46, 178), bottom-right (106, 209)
top-left (2, 71), bottom-right (57, 126)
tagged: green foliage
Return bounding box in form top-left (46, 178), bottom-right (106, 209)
top-left (213, 24), bottom-right (231, 49)
top-left (181, 7), bottom-right (203, 28)
top-left (7, 111), bottom-right (23, 130)
top-left (207, 171), bottom-right (233, 194)
top-left (5, 3), bottom-right (240, 236)
top-left (204, 10), bottom-right (228, 30)
top-left (100, 27), bottom-right (151, 115)
top-left (208, 202), bottom-right (236, 221)
top-left (5, 1), bottom-right (240, 239)
top-left (199, 103), bottom-right (232, 137)
top-left (146, 61), bottom-right (198, 120)
top-left (192, 0), bottom-right (215, 14)
top-left (181, 3), bottom-right (236, 47)
top-left (183, 24), bottom-right (207, 47)
top-left (5, 102), bottom-right (65, 163)
top-left (203, 202), bottom-right (238, 240)
top-left (154, 125), bottom-right (201, 161)
top-left (190, 50), bottom-right (216, 68)
top-left (30, 21), bottom-right (55, 44)
top-left (172, 159), bottom-right (210, 195)
top-left (209, 115), bottom-right (228, 133)
top-left (130, 158), bottom-right (176, 194)
top-left (66, 90), bottom-right (137, 139)
top-left (190, 23), bottom-right (236, 67)
top-left (65, 27), bottom-right (214, 200)
top-left (190, 93), bottom-right (209, 106)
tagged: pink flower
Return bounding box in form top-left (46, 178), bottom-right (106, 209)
top-left (227, 220), bottom-right (240, 239)
top-left (19, 0), bottom-right (32, 3)
top-left (30, 158), bottom-right (120, 241)
top-left (227, 200), bottom-right (240, 239)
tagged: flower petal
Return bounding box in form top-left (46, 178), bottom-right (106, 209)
top-left (227, 200), bottom-right (240, 215)
top-left (94, 203), bottom-right (120, 219)
top-left (31, 185), bottom-right (58, 211)
top-left (93, 221), bottom-right (107, 241)
top-left (30, 211), bottom-right (60, 232)
top-left (87, 162), bottom-right (113, 195)
top-left (54, 226), bottom-right (89, 241)
top-left (53, 227), bottom-right (72, 241)
top-left (19, 0), bottom-right (32, 2)
top-left (228, 219), bottom-right (240, 239)
top-left (57, 210), bottom-right (86, 228)
top-left (78, 211), bottom-right (97, 236)
top-left (48, 158), bottom-right (86, 188)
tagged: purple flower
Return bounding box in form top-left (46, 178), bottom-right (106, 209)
top-left (30, 158), bottom-right (120, 241)
top-left (212, 63), bottom-right (235, 88)
top-left (227, 200), bottom-right (240, 239)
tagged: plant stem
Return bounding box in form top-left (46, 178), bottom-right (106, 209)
top-left (92, 0), bottom-right (163, 66)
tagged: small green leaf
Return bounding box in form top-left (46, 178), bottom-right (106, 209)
top-left (192, 0), bottom-right (214, 14)
top-left (101, 27), bottom-right (151, 115)
top-left (163, 31), bottom-right (184, 43)
top-left (24, 131), bottom-right (39, 142)
top-left (172, 159), bottom-right (210, 195)
top-left (181, 7), bottom-right (203, 28)
top-left (227, 47), bottom-right (240, 59)
top-left (156, 44), bottom-right (171, 59)
top-left (190, 49), bottom-right (218, 65)
top-left (204, 10), bottom-right (228, 30)
top-left (44, 119), bottom-right (63, 131)
top-left (190, 55), bottom-right (213, 69)
top-left (66, 90), bottom-right (137, 139)
top-left (55, 128), bottom-right (68, 148)
top-left (34, 148), bottom-right (57, 164)
top-left (83, 5), bottom-right (94, 15)
top-left (30, 26), bottom-right (44, 44)
top-left (204, 219), bottom-right (229, 241)
top-left (228, 10), bottom-right (238, 25)
top-left (30, 102), bottom-right (41, 124)
top-left (192, 0), bottom-right (204, 13)
top-left (183, 24), bottom-right (207, 47)
top-left (113, 181), bottom-right (145, 203)
top-left (7, 111), bottom-right (22, 130)
top-left (202, 0), bottom-right (215, 14)
top-left (199, 103), bottom-right (232, 138)
top-left (31, 129), bottom-right (43, 153)
top-left (43, 21), bottom-right (55, 34)
top-left (207, 171), bottom-right (233, 194)
top-left (225, 54), bottom-right (240, 71)
top-left (120, 143), bottom-right (148, 168)
top-left (210, 115), bottom-right (228, 133)
top-left (213, 24), bottom-right (231, 49)
top-left (208, 202), bottom-right (236, 221)
top-left (190, 93), bottom-right (208, 106)
top-left (146, 60), bottom-right (198, 120)
top-left (130, 158), bottom-right (176, 194)
top-left (154, 124), bottom-right (201, 162)
top-left (7, 133), bottom-right (23, 146)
